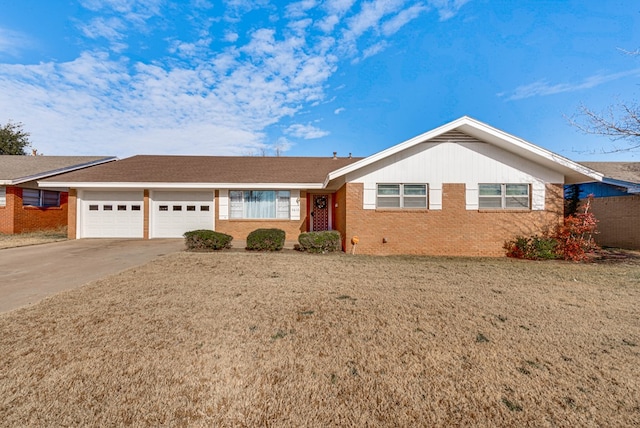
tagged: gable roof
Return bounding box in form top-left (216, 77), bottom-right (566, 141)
top-left (40, 155), bottom-right (363, 189)
top-left (325, 116), bottom-right (603, 186)
top-left (0, 155), bottom-right (117, 185)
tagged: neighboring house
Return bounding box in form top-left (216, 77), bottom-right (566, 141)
top-left (572, 162), bottom-right (640, 250)
top-left (0, 156), bottom-right (116, 234)
top-left (40, 117), bottom-right (602, 256)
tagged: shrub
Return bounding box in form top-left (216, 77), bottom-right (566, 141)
top-left (246, 228), bottom-right (285, 251)
top-left (505, 195), bottom-right (599, 262)
top-left (503, 235), bottom-right (559, 260)
top-left (183, 229), bottom-right (233, 251)
top-left (298, 231), bottom-right (341, 253)
top-left (554, 195), bottom-right (599, 261)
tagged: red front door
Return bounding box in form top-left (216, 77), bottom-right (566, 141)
top-left (311, 194), bottom-right (330, 231)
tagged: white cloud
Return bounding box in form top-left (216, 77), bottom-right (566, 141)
top-left (285, 0), bottom-right (317, 18)
top-left (382, 3), bottom-right (429, 36)
top-left (285, 123), bottom-right (330, 139)
top-left (334, 107), bottom-right (345, 114)
top-left (427, 0), bottom-right (470, 21)
top-left (0, 27), bottom-right (33, 57)
top-left (79, 17), bottom-right (126, 40)
top-left (500, 68), bottom-right (640, 101)
top-left (224, 32), bottom-right (239, 43)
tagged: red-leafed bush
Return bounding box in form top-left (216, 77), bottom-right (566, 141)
top-left (553, 195), bottom-right (599, 261)
top-left (505, 195), bottom-right (599, 262)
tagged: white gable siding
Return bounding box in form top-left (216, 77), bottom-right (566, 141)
top-left (346, 135), bottom-right (563, 211)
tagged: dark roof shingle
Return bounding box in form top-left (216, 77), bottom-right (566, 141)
top-left (41, 155), bottom-right (363, 184)
top-left (0, 155), bottom-right (116, 183)
top-left (579, 162), bottom-right (640, 184)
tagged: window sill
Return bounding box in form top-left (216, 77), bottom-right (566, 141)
top-left (478, 209), bottom-right (531, 213)
top-left (23, 206), bottom-right (62, 210)
top-left (228, 218), bottom-right (292, 221)
top-left (375, 208), bottom-right (429, 212)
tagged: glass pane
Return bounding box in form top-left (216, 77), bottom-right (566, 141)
top-left (377, 196), bottom-right (401, 208)
top-left (276, 191), bottom-right (290, 219)
top-left (200, 205), bottom-right (210, 211)
top-left (404, 184), bottom-right (426, 196)
top-left (404, 197), bottom-right (427, 208)
top-left (186, 205), bottom-right (196, 211)
top-left (89, 205), bottom-right (99, 211)
top-left (506, 184), bottom-right (528, 196)
top-left (159, 205), bottom-right (168, 211)
top-left (478, 197), bottom-right (502, 209)
top-left (479, 184), bottom-right (501, 196)
top-left (22, 189), bottom-right (40, 206)
top-left (0, 186), bottom-right (5, 206)
top-left (377, 184), bottom-right (400, 196)
top-left (506, 197), bottom-right (529, 209)
top-left (173, 205), bottom-right (182, 211)
top-left (244, 190), bottom-right (276, 219)
top-left (229, 191), bottom-right (243, 219)
top-left (103, 205), bottom-right (113, 211)
top-left (131, 205), bottom-right (141, 211)
top-left (42, 191), bottom-right (59, 207)
top-left (117, 205), bottom-right (127, 211)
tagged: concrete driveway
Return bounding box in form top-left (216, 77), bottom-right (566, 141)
top-left (0, 239), bottom-right (185, 314)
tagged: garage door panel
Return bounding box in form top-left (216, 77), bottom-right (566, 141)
top-left (151, 191), bottom-right (214, 238)
top-left (81, 191), bottom-right (144, 238)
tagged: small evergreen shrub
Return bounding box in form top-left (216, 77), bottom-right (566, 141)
top-left (503, 235), bottom-right (559, 260)
top-left (183, 229), bottom-right (233, 251)
top-left (297, 231), bottom-right (341, 253)
top-left (246, 228), bottom-right (286, 251)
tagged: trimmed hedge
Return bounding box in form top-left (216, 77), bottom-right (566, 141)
top-left (183, 229), bottom-right (233, 251)
top-left (297, 230), bottom-right (341, 253)
top-left (246, 228), bottom-right (286, 251)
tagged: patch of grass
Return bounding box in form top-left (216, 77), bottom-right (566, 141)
top-left (271, 330), bottom-right (287, 340)
top-left (476, 333), bottom-right (489, 343)
top-left (502, 397), bottom-right (523, 412)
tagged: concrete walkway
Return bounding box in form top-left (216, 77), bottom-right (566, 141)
top-left (0, 239), bottom-right (185, 314)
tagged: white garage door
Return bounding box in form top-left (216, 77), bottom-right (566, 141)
top-left (81, 191), bottom-right (144, 238)
top-left (151, 191), bottom-right (214, 238)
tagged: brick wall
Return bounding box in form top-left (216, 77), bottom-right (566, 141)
top-left (214, 191), bottom-right (309, 242)
top-left (587, 195), bottom-right (640, 250)
top-left (342, 182), bottom-right (564, 256)
top-left (0, 186), bottom-right (68, 234)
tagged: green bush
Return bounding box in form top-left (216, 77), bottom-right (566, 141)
top-left (246, 228), bottom-right (286, 251)
top-left (297, 231), bottom-right (341, 253)
top-left (503, 235), bottom-right (559, 260)
top-left (183, 229), bottom-right (233, 251)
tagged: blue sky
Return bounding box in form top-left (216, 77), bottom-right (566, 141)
top-left (0, 0), bottom-right (638, 160)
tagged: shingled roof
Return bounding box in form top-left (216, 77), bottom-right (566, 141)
top-left (0, 155), bottom-right (116, 184)
top-left (40, 155), bottom-right (363, 185)
top-left (579, 162), bottom-right (640, 184)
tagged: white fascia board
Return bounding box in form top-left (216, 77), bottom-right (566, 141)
top-left (324, 116), bottom-right (603, 185)
top-left (38, 181), bottom-right (325, 190)
top-left (13, 157), bottom-right (118, 185)
top-left (0, 180), bottom-right (11, 185)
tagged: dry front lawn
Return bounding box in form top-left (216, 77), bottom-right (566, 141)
top-left (1, 251), bottom-right (639, 427)
top-left (0, 229), bottom-right (67, 249)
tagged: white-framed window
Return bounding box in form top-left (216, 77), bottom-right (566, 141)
top-left (22, 189), bottom-right (60, 207)
top-left (479, 184), bottom-right (530, 209)
top-left (229, 190), bottom-right (291, 219)
top-left (376, 184), bottom-right (427, 208)
top-left (0, 186), bottom-right (5, 207)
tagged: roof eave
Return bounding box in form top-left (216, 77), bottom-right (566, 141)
top-left (38, 181), bottom-right (326, 190)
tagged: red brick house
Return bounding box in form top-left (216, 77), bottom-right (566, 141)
top-left (0, 156), bottom-right (116, 234)
top-left (40, 117), bottom-right (602, 256)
